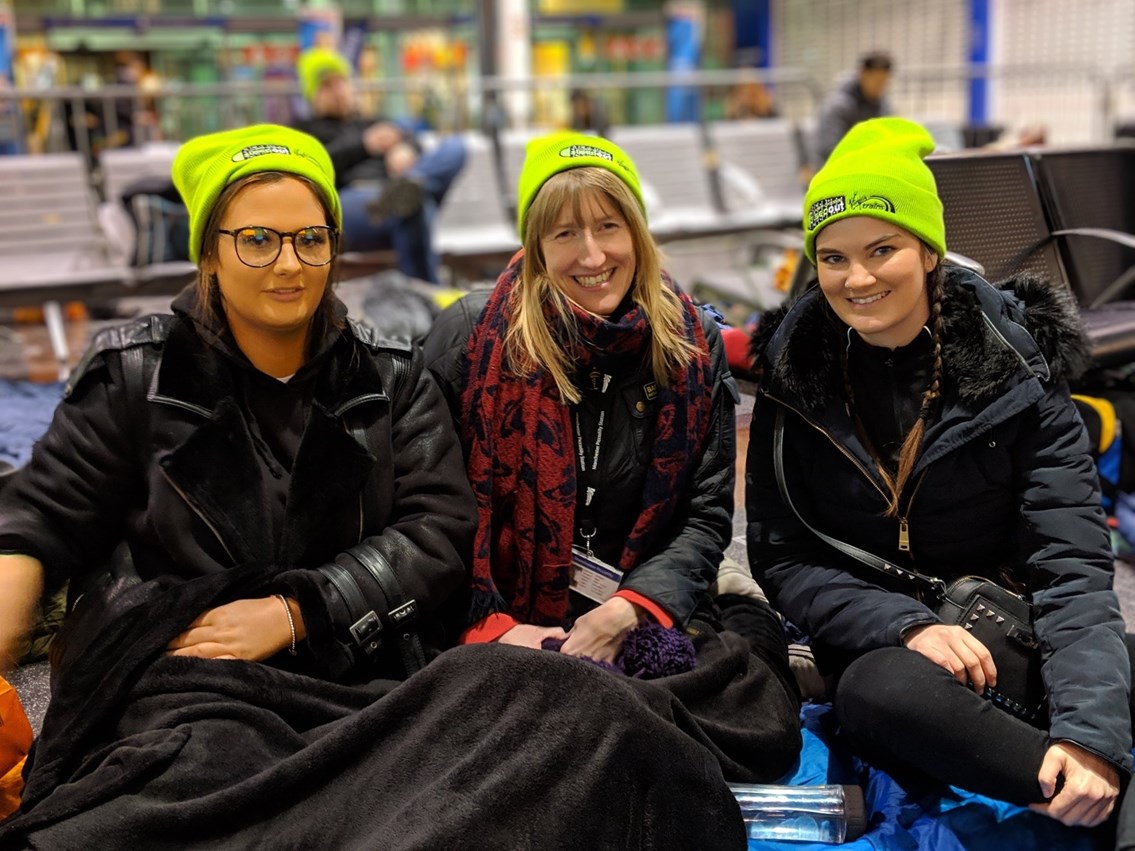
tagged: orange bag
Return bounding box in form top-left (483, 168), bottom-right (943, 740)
top-left (0, 677), bottom-right (33, 820)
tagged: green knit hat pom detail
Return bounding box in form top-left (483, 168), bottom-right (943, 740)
top-left (516, 132), bottom-right (645, 239)
top-left (172, 124), bottom-right (341, 263)
top-left (803, 117), bottom-right (946, 264)
top-left (297, 47), bottom-right (352, 102)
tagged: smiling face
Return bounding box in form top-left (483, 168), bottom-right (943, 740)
top-left (539, 187), bottom-right (636, 318)
top-left (204, 176), bottom-right (334, 352)
top-left (815, 215), bottom-right (937, 348)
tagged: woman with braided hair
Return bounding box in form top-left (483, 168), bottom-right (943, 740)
top-left (746, 118), bottom-right (1134, 831)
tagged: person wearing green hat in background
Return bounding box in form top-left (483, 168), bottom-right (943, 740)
top-left (293, 46), bottom-right (466, 284)
top-left (746, 117), bottom-right (1135, 831)
top-left (422, 131), bottom-right (803, 790)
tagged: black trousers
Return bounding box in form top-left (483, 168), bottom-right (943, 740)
top-left (833, 634), bottom-right (1135, 807)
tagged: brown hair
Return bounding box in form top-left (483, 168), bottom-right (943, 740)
top-left (194, 171), bottom-right (342, 331)
top-left (841, 254), bottom-right (945, 517)
top-left (505, 167), bottom-right (698, 404)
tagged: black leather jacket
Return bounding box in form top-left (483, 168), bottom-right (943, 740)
top-left (422, 288), bottom-right (740, 627)
top-left (0, 291), bottom-right (476, 682)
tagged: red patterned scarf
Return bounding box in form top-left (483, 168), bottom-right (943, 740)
top-left (460, 258), bottom-right (714, 627)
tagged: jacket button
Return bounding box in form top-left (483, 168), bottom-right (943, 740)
top-left (635, 401), bottom-right (646, 413)
top-left (988, 440), bottom-right (997, 448)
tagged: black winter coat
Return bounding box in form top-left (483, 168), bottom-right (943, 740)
top-left (0, 293), bottom-right (476, 682)
top-left (293, 115), bottom-right (419, 189)
top-left (814, 72), bottom-right (891, 165)
top-left (422, 289), bottom-right (740, 627)
top-left (746, 266), bottom-right (1132, 771)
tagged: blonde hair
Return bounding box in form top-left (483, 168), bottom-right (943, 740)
top-left (505, 168), bottom-right (699, 404)
top-left (194, 171), bottom-right (342, 330)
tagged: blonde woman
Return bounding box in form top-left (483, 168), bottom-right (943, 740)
top-left (424, 132), bottom-right (801, 783)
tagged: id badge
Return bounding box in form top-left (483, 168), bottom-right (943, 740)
top-left (570, 546), bottom-right (625, 604)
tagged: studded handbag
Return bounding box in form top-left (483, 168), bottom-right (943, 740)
top-left (932, 576), bottom-right (1045, 723)
top-left (772, 409), bottom-right (1047, 725)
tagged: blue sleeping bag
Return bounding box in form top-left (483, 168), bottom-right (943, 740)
top-left (749, 704), bottom-right (1112, 850)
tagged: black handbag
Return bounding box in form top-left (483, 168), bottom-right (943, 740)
top-left (772, 409), bottom-right (1047, 724)
top-left (933, 576), bottom-right (1045, 722)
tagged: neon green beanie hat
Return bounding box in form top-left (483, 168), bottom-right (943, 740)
top-left (516, 132), bottom-right (645, 238)
top-left (297, 47), bottom-right (351, 102)
top-left (803, 117), bottom-right (946, 264)
top-left (172, 124), bottom-right (342, 263)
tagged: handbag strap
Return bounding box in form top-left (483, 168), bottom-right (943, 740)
top-left (772, 406), bottom-right (947, 598)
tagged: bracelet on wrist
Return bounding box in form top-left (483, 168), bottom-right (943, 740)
top-left (275, 593), bottom-right (298, 656)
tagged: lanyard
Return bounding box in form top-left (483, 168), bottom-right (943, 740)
top-left (573, 370), bottom-right (612, 555)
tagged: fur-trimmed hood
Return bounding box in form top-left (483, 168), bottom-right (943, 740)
top-left (751, 265), bottom-right (1090, 413)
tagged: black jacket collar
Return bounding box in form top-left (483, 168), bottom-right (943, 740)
top-left (147, 287), bottom-right (385, 568)
top-left (155, 285), bottom-right (383, 417)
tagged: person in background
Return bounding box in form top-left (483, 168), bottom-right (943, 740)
top-left (112, 51), bottom-right (161, 147)
top-left (293, 47), bottom-right (466, 284)
top-left (814, 51), bottom-right (893, 167)
top-left (423, 132), bottom-right (802, 785)
top-left (568, 88), bottom-right (610, 138)
top-left (725, 78), bottom-right (778, 120)
top-left (747, 117), bottom-right (1132, 831)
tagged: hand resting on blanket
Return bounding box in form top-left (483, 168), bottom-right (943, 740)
top-left (497, 624), bottom-right (568, 650)
top-left (560, 597), bottom-right (648, 664)
top-left (494, 597), bottom-right (649, 663)
top-left (166, 596), bottom-right (307, 661)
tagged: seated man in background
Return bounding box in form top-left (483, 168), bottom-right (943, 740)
top-left (293, 47), bottom-right (466, 283)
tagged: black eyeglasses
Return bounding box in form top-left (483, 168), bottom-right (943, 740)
top-left (217, 226), bottom-right (338, 268)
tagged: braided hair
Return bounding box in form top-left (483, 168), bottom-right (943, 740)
top-left (840, 254), bottom-right (946, 518)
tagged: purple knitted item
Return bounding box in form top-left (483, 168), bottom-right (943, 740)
top-left (541, 622), bottom-right (697, 679)
top-left (621, 622), bottom-right (698, 678)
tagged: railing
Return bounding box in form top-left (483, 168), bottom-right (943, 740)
top-left (1, 63), bottom-right (1133, 164)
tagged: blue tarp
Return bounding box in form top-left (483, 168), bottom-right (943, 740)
top-left (749, 704), bottom-right (1110, 850)
top-left (0, 380), bottom-right (63, 468)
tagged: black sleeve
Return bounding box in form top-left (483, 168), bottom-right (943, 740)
top-left (420, 292), bottom-right (487, 426)
top-left (1015, 382), bottom-right (1132, 771)
top-left (294, 117), bottom-right (375, 186)
top-left (0, 350), bottom-right (142, 592)
top-left (814, 90), bottom-right (856, 165)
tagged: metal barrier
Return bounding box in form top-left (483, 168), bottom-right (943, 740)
top-left (2, 64), bottom-right (1134, 167)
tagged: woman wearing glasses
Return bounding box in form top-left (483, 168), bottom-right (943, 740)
top-left (0, 125), bottom-right (746, 849)
top-left (0, 123), bottom-right (475, 676)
